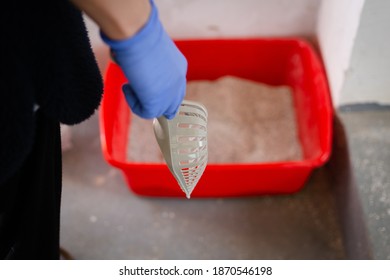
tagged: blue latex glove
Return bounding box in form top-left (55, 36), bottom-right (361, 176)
top-left (100, 0), bottom-right (187, 119)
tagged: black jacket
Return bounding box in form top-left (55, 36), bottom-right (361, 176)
top-left (0, 0), bottom-right (103, 184)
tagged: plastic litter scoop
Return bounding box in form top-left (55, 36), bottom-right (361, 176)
top-left (153, 100), bottom-right (208, 198)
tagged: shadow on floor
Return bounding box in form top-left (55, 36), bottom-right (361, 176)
top-left (326, 115), bottom-right (371, 259)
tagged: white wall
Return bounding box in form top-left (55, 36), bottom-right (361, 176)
top-left (86, 0), bottom-right (389, 106)
top-left (156, 0), bottom-right (321, 38)
top-left (86, 0), bottom-right (321, 42)
top-left (85, 0), bottom-right (321, 73)
top-left (316, 0), bottom-right (365, 106)
top-left (317, 0), bottom-right (390, 106)
top-left (339, 0), bottom-right (390, 105)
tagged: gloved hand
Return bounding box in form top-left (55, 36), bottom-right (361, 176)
top-left (100, 0), bottom-right (187, 119)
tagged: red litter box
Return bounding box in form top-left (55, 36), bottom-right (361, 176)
top-left (99, 38), bottom-right (333, 197)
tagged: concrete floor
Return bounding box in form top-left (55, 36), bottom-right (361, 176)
top-left (60, 113), bottom-right (345, 260)
top-left (332, 106), bottom-right (390, 259)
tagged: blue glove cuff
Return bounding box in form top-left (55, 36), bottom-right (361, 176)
top-left (100, 0), bottom-right (161, 58)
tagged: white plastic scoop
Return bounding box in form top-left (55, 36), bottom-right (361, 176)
top-left (153, 100), bottom-right (208, 198)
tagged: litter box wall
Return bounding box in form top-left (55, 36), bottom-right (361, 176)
top-left (95, 1), bottom-right (334, 198)
top-left (100, 39), bottom-right (333, 197)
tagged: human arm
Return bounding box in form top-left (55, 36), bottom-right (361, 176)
top-left (70, 0), bottom-right (151, 40)
top-left (70, 0), bottom-right (187, 119)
